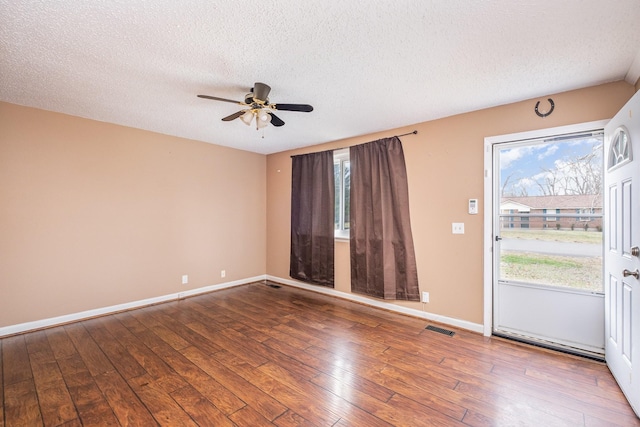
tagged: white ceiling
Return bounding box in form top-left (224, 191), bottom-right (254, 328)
top-left (2, 1), bottom-right (640, 155)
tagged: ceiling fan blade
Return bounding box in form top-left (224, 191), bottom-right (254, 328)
top-left (252, 82), bottom-right (271, 102)
top-left (273, 103), bottom-right (314, 112)
top-left (222, 110), bottom-right (246, 121)
top-left (197, 94), bottom-right (244, 104)
top-left (269, 113), bottom-right (285, 127)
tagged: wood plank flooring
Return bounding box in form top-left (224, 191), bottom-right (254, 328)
top-left (1, 281), bottom-right (638, 426)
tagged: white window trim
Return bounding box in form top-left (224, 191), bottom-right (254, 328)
top-left (335, 229), bottom-right (350, 241)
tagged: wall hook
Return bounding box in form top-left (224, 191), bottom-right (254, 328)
top-left (535, 98), bottom-right (554, 117)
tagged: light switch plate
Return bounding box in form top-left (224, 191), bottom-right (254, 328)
top-left (452, 223), bottom-right (465, 234)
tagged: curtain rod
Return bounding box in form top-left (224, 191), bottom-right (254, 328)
top-left (395, 130), bottom-right (418, 138)
top-left (291, 130), bottom-right (418, 157)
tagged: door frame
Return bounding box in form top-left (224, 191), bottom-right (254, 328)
top-left (483, 120), bottom-right (609, 337)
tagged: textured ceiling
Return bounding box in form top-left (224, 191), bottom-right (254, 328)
top-left (1, 1), bottom-right (640, 154)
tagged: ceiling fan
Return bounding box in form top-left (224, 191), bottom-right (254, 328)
top-left (197, 82), bottom-right (313, 129)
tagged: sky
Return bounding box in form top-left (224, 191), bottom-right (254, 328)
top-left (499, 134), bottom-right (603, 197)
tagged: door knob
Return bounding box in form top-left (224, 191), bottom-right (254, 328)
top-left (623, 269), bottom-right (640, 279)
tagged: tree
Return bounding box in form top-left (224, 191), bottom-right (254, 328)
top-left (533, 144), bottom-right (602, 196)
top-left (500, 138), bottom-right (602, 197)
top-left (501, 173), bottom-right (530, 197)
top-left (535, 167), bottom-right (560, 196)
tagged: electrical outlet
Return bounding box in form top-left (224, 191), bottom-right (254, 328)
top-left (452, 222), bottom-right (465, 234)
top-left (422, 291), bottom-right (430, 303)
top-left (181, 275), bottom-right (188, 285)
top-left (221, 270), bottom-right (226, 278)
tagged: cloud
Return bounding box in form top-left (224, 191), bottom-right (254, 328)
top-left (500, 135), bottom-right (603, 196)
top-left (537, 145), bottom-right (558, 160)
top-left (500, 146), bottom-right (533, 169)
top-left (532, 170), bottom-right (553, 181)
top-left (569, 136), bottom-right (601, 146)
top-left (500, 144), bottom-right (552, 169)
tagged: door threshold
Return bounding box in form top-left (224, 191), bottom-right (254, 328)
top-left (493, 331), bottom-right (604, 362)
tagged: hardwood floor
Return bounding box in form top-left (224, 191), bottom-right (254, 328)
top-left (1, 281), bottom-right (638, 426)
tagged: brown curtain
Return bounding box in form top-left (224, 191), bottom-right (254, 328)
top-left (350, 136), bottom-right (419, 300)
top-left (290, 150), bottom-right (335, 287)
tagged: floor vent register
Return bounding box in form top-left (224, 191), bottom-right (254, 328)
top-left (425, 325), bottom-right (455, 337)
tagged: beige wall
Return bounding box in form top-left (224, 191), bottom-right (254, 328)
top-left (0, 102), bottom-right (266, 328)
top-left (266, 81), bottom-right (635, 325)
top-left (1, 80), bottom-right (634, 330)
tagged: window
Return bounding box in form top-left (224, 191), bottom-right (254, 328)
top-left (507, 209), bottom-right (516, 228)
top-left (542, 209), bottom-right (560, 221)
top-left (608, 127), bottom-right (631, 170)
top-left (577, 207), bottom-right (595, 222)
top-left (334, 148), bottom-right (350, 239)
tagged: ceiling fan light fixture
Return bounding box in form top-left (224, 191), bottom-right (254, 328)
top-left (256, 111), bottom-right (271, 129)
top-left (258, 110), bottom-right (271, 122)
top-left (240, 110), bottom-right (254, 126)
top-left (197, 81), bottom-right (313, 129)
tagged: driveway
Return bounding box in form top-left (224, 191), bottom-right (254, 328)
top-left (500, 238), bottom-right (602, 257)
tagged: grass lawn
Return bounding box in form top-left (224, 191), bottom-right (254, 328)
top-left (500, 251), bottom-right (602, 291)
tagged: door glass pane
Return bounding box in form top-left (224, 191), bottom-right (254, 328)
top-left (608, 127), bottom-right (631, 170)
top-left (498, 132), bottom-right (604, 292)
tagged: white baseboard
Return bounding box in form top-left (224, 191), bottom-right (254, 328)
top-left (0, 275), bottom-right (267, 337)
top-left (267, 275), bottom-right (484, 334)
top-left (1, 274), bottom-right (483, 337)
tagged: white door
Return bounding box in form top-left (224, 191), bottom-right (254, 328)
top-left (605, 91), bottom-right (640, 416)
top-left (488, 125), bottom-right (606, 357)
